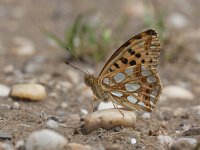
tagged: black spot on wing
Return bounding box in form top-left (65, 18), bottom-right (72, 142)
top-left (120, 57), bottom-right (128, 64)
top-left (109, 68), bottom-right (114, 72)
top-left (114, 63), bottom-right (120, 68)
top-left (135, 53), bottom-right (141, 58)
top-left (129, 60), bottom-right (136, 66)
top-left (128, 48), bottom-right (135, 55)
top-left (146, 29), bottom-right (157, 35)
top-left (141, 59), bottom-right (145, 63)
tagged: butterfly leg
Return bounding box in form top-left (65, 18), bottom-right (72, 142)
top-left (112, 102), bottom-right (124, 117)
top-left (87, 96), bottom-right (98, 120)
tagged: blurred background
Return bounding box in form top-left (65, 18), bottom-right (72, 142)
top-left (0, 0), bottom-right (200, 148)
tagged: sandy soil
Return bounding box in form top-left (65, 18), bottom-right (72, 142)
top-left (0, 0), bottom-right (200, 149)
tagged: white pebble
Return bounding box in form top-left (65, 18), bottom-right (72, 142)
top-left (141, 112), bottom-right (151, 119)
top-left (0, 141), bottom-right (13, 150)
top-left (157, 135), bottom-right (174, 148)
top-left (82, 109), bottom-right (136, 133)
top-left (161, 85), bottom-right (194, 101)
top-left (10, 83), bottom-right (46, 101)
top-left (56, 81), bottom-right (72, 91)
top-left (0, 104), bottom-right (11, 110)
top-left (46, 120), bottom-right (59, 129)
top-left (15, 140), bottom-right (24, 149)
top-left (12, 37), bottom-right (35, 56)
top-left (176, 138), bottom-right (197, 146)
top-left (81, 109), bottom-right (88, 115)
top-left (168, 13), bottom-right (188, 28)
top-left (173, 107), bottom-right (187, 117)
top-left (3, 65), bottom-right (14, 74)
top-left (130, 138), bottom-right (137, 144)
top-left (0, 84), bottom-right (10, 97)
top-left (60, 102), bottom-right (68, 109)
top-left (67, 143), bottom-right (92, 150)
top-left (11, 102), bottom-right (20, 109)
top-left (98, 102), bottom-right (122, 110)
top-left (25, 129), bottom-right (67, 150)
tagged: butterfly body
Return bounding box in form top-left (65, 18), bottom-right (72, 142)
top-left (84, 74), bottom-right (110, 102)
top-left (84, 29), bottom-right (162, 112)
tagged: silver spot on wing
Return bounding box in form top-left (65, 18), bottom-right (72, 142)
top-left (142, 70), bottom-right (152, 76)
top-left (125, 83), bottom-right (140, 92)
top-left (103, 77), bottom-right (110, 85)
top-left (147, 76), bottom-right (157, 83)
top-left (111, 91), bottom-right (123, 97)
top-left (138, 101), bottom-right (145, 107)
top-left (113, 73), bottom-right (126, 83)
top-left (125, 68), bottom-right (133, 75)
top-left (127, 95), bottom-right (137, 104)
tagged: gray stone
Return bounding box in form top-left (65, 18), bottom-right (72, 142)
top-left (183, 127), bottom-right (200, 136)
top-left (25, 129), bottom-right (67, 150)
top-left (0, 84), bottom-right (10, 97)
top-left (0, 131), bottom-right (12, 140)
top-left (46, 119), bottom-right (59, 129)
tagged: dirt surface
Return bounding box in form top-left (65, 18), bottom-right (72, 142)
top-left (0, 0), bottom-right (200, 149)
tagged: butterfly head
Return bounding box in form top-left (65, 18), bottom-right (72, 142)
top-left (84, 74), bottom-right (97, 87)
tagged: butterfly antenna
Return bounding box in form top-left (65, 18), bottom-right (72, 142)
top-left (65, 46), bottom-right (80, 61)
top-left (65, 46), bottom-right (90, 74)
top-left (65, 61), bottom-right (88, 75)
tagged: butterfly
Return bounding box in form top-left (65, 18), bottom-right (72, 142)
top-left (68, 29), bottom-right (162, 112)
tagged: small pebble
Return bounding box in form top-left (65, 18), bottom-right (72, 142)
top-left (11, 102), bottom-right (20, 109)
top-left (3, 65), bottom-right (14, 74)
top-left (173, 107), bottom-right (189, 119)
top-left (66, 143), bottom-right (92, 150)
top-left (176, 138), bottom-right (197, 146)
top-left (183, 127), bottom-right (200, 136)
top-left (22, 56), bottom-right (46, 73)
top-left (180, 123), bottom-right (191, 132)
top-left (15, 140), bottom-right (24, 149)
top-left (46, 119), bottom-right (59, 129)
top-left (170, 138), bottom-right (197, 150)
top-left (0, 141), bottom-right (13, 150)
top-left (49, 92), bottom-right (58, 99)
top-left (161, 85), bottom-right (194, 101)
top-left (141, 112), bottom-right (151, 119)
top-left (130, 138), bottom-right (137, 144)
top-left (60, 102), bottom-right (68, 109)
top-left (81, 109), bottom-right (88, 115)
top-left (10, 83), bottom-right (46, 101)
top-left (56, 81), bottom-right (72, 91)
top-left (12, 37), bottom-right (35, 56)
top-left (157, 135), bottom-right (174, 149)
top-left (0, 131), bottom-right (12, 140)
top-left (25, 129), bottom-right (67, 150)
top-left (0, 104), bottom-right (11, 110)
top-left (104, 143), bottom-right (123, 150)
top-left (0, 84), bottom-right (10, 97)
top-left (167, 13), bottom-right (188, 28)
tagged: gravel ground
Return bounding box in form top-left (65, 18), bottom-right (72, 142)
top-left (0, 0), bottom-right (200, 149)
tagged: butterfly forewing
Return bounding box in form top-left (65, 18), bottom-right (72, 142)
top-left (98, 29), bottom-right (161, 83)
top-left (97, 29), bottom-right (162, 112)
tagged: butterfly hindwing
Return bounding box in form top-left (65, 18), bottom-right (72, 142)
top-left (101, 65), bottom-right (162, 111)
